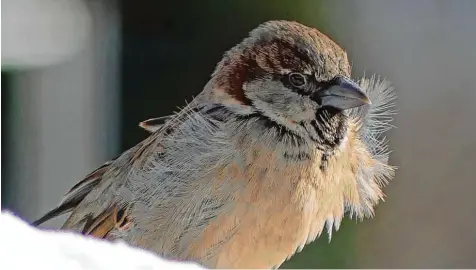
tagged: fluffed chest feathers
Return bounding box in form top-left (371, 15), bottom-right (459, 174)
top-left (192, 123), bottom-right (379, 268)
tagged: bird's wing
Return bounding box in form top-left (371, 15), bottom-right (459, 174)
top-left (31, 99), bottom-right (203, 233)
top-left (79, 203), bottom-right (133, 238)
top-left (31, 160), bottom-right (114, 226)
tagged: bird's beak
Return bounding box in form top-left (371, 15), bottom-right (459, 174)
top-left (312, 76), bottom-right (371, 110)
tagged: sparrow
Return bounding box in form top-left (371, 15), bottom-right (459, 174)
top-left (33, 20), bottom-right (396, 269)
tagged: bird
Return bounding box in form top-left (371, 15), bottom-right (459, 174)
top-left (33, 20), bottom-right (396, 269)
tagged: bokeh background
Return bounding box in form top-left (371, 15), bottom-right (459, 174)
top-left (2, 0), bottom-right (476, 268)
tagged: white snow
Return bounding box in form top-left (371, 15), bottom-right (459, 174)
top-left (0, 211), bottom-right (205, 270)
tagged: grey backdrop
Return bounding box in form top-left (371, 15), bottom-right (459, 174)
top-left (2, 0), bottom-right (475, 268)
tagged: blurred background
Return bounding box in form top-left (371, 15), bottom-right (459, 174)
top-left (2, 0), bottom-right (476, 268)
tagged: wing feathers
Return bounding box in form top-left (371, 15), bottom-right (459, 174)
top-left (31, 161), bottom-right (113, 226)
top-left (82, 204), bottom-right (132, 239)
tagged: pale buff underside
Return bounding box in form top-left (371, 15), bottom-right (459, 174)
top-left (132, 121), bottom-right (382, 269)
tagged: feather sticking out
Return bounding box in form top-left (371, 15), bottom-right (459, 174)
top-left (325, 217), bottom-right (334, 242)
top-left (351, 75), bottom-right (397, 159)
top-left (139, 116), bottom-right (172, 133)
top-left (344, 75), bottom-right (397, 220)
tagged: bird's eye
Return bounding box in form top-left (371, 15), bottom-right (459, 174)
top-left (288, 73), bottom-right (307, 88)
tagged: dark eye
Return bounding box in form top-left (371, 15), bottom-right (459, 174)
top-left (288, 73), bottom-right (307, 88)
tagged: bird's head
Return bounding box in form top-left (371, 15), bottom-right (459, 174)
top-left (209, 20), bottom-right (370, 150)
